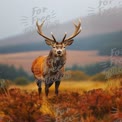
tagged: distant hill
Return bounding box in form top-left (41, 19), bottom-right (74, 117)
top-left (0, 31), bottom-right (121, 55)
top-left (0, 7), bottom-right (122, 55)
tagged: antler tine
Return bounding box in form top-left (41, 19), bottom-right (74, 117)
top-left (62, 32), bottom-right (67, 43)
top-left (73, 19), bottom-right (81, 32)
top-left (51, 32), bottom-right (56, 42)
top-left (64, 19), bottom-right (82, 41)
top-left (36, 20), bottom-right (56, 42)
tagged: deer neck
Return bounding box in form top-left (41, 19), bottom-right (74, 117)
top-left (47, 50), bottom-right (66, 72)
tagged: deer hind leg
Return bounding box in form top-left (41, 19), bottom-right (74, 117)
top-left (36, 79), bottom-right (42, 97)
top-left (55, 81), bottom-right (60, 96)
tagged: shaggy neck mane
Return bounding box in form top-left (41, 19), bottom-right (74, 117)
top-left (47, 50), bottom-right (66, 72)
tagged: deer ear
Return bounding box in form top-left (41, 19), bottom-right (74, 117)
top-left (64, 39), bottom-right (74, 46)
top-left (45, 39), bottom-right (55, 46)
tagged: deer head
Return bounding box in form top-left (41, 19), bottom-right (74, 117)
top-left (36, 20), bottom-right (82, 57)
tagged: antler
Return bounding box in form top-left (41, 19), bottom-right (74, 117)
top-left (62, 19), bottom-right (82, 42)
top-left (36, 20), bottom-right (56, 42)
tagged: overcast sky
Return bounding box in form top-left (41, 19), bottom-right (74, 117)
top-left (0, 0), bottom-right (121, 39)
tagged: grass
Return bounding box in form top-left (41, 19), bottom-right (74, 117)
top-left (9, 80), bottom-right (106, 94)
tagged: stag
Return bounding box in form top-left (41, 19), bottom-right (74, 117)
top-left (31, 19), bottom-right (82, 97)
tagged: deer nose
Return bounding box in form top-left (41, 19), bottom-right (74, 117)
top-left (57, 51), bottom-right (61, 54)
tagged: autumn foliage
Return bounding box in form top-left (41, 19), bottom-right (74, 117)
top-left (0, 88), bottom-right (55, 122)
top-left (0, 87), bottom-right (122, 122)
top-left (49, 88), bottom-right (122, 122)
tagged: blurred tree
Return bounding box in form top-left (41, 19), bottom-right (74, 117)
top-left (14, 77), bottom-right (29, 85)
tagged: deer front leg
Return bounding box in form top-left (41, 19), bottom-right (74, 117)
top-left (45, 83), bottom-right (49, 97)
top-left (45, 82), bottom-right (53, 97)
top-left (55, 81), bottom-right (60, 96)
